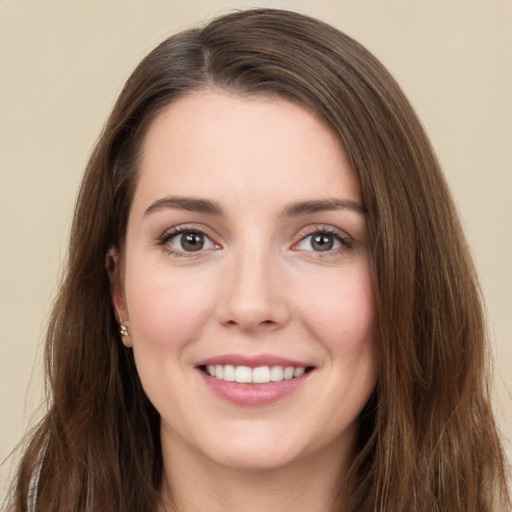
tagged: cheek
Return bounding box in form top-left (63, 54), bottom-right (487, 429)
top-left (297, 264), bottom-right (380, 408)
top-left (124, 263), bottom-right (217, 349)
top-left (299, 267), bottom-right (377, 353)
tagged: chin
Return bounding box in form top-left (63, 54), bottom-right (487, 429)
top-left (199, 427), bottom-right (337, 474)
top-left (208, 447), bottom-right (303, 473)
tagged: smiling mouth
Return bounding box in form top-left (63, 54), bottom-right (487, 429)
top-left (200, 364), bottom-right (314, 384)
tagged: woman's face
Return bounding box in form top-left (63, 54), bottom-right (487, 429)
top-left (110, 90), bottom-right (379, 473)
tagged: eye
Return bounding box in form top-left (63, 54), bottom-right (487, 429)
top-left (166, 230), bottom-right (216, 253)
top-left (294, 227), bottom-right (353, 254)
top-left (297, 233), bottom-right (341, 252)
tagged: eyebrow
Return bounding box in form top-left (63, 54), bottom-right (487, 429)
top-left (144, 196), bottom-right (224, 216)
top-left (281, 198), bottom-right (366, 216)
top-left (144, 195), bottom-right (366, 218)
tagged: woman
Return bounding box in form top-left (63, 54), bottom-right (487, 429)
top-left (8, 8), bottom-right (510, 512)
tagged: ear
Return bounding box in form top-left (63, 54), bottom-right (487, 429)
top-left (106, 246), bottom-right (132, 347)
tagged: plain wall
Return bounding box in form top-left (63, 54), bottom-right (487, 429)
top-left (1, 0), bottom-right (511, 498)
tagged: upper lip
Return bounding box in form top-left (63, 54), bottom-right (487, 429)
top-left (195, 353), bottom-right (313, 368)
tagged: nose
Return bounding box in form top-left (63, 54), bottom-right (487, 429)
top-left (215, 248), bottom-right (291, 333)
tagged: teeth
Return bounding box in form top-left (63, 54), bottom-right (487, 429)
top-left (253, 366), bottom-right (271, 383)
top-left (270, 366), bottom-right (283, 381)
top-left (205, 364), bottom-right (307, 383)
top-left (235, 366), bottom-right (252, 383)
top-left (283, 366), bottom-right (295, 380)
top-left (293, 367), bottom-right (305, 378)
top-left (223, 364), bottom-right (235, 381)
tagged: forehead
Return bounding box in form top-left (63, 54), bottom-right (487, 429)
top-left (132, 89), bottom-right (361, 214)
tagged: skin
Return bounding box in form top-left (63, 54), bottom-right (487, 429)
top-left (108, 90), bottom-right (379, 511)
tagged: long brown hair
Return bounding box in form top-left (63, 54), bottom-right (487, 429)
top-left (8, 8), bottom-right (510, 511)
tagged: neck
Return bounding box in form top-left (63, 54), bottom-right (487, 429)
top-left (157, 435), bottom-right (353, 512)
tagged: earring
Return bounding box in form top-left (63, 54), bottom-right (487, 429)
top-left (116, 307), bottom-right (129, 337)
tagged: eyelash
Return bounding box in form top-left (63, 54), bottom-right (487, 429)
top-left (156, 225), bottom-right (216, 258)
top-left (156, 224), bottom-right (354, 258)
top-left (294, 225), bottom-right (354, 256)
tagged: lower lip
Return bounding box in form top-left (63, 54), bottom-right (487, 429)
top-left (199, 370), bottom-right (310, 406)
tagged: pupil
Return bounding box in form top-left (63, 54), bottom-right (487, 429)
top-left (182, 232), bottom-right (204, 251)
top-left (312, 234), bottom-right (333, 251)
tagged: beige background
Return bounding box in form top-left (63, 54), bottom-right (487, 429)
top-left (1, 0), bottom-right (511, 499)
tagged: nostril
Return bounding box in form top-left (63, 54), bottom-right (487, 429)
top-left (215, 295), bottom-right (291, 331)
top-left (224, 318), bottom-right (276, 328)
